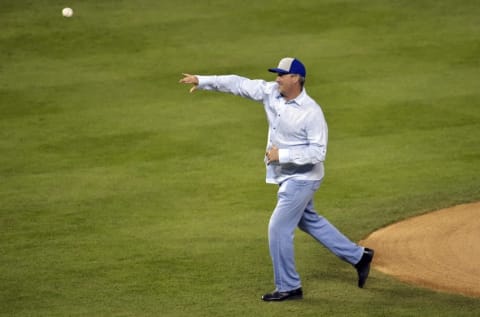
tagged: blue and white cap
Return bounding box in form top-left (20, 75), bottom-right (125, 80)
top-left (268, 57), bottom-right (306, 78)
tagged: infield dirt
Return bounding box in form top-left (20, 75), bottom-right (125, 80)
top-left (361, 202), bottom-right (480, 298)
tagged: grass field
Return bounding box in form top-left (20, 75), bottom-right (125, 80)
top-left (1, 0), bottom-right (480, 316)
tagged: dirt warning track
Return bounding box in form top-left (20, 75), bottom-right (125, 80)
top-left (361, 202), bottom-right (480, 298)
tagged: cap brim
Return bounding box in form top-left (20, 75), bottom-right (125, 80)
top-left (268, 68), bottom-right (289, 74)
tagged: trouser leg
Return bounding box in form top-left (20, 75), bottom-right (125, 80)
top-left (298, 199), bottom-right (364, 265)
top-left (268, 179), bottom-right (318, 292)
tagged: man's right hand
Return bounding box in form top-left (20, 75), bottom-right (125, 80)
top-left (179, 73), bottom-right (199, 93)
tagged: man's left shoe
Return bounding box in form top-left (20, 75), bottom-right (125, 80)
top-left (261, 287), bottom-right (303, 301)
top-left (355, 247), bottom-right (375, 288)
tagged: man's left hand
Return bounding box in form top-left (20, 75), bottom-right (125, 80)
top-left (266, 145), bottom-right (279, 164)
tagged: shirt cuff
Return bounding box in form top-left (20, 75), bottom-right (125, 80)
top-left (196, 75), bottom-right (214, 89)
top-left (278, 148), bottom-right (290, 163)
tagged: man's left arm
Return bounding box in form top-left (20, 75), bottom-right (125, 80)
top-left (277, 116), bottom-right (327, 165)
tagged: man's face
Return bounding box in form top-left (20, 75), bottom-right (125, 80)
top-left (275, 73), bottom-right (300, 96)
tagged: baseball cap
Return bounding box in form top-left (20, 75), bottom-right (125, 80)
top-left (268, 57), bottom-right (306, 78)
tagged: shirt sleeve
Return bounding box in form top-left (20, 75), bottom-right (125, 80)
top-left (196, 75), bottom-right (272, 102)
top-left (278, 112), bottom-right (328, 165)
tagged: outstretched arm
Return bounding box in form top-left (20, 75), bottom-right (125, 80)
top-left (179, 74), bottom-right (273, 102)
top-left (179, 73), bottom-right (199, 93)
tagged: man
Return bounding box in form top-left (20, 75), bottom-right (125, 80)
top-left (179, 57), bottom-right (374, 301)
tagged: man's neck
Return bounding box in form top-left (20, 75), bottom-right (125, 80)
top-left (282, 89), bottom-right (302, 102)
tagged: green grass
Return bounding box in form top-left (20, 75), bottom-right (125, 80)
top-left (1, 0), bottom-right (480, 316)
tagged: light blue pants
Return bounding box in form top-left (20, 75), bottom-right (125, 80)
top-left (268, 178), bottom-right (364, 292)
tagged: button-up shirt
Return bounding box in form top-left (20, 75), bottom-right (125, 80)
top-left (197, 75), bottom-right (328, 184)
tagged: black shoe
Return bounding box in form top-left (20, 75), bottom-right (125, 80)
top-left (261, 287), bottom-right (303, 301)
top-left (354, 248), bottom-right (375, 288)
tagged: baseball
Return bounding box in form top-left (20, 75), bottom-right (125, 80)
top-left (62, 7), bottom-right (74, 18)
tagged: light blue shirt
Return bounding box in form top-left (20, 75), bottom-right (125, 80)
top-left (197, 75), bottom-right (328, 184)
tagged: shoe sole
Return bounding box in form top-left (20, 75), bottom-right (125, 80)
top-left (358, 249), bottom-right (375, 288)
top-left (262, 294), bottom-right (303, 301)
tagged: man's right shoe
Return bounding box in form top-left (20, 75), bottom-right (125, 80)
top-left (261, 287), bottom-right (303, 301)
top-left (354, 247), bottom-right (375, 288)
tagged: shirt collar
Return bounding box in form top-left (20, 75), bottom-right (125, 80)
top-left (277, 89), bottom-right (307, 106)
